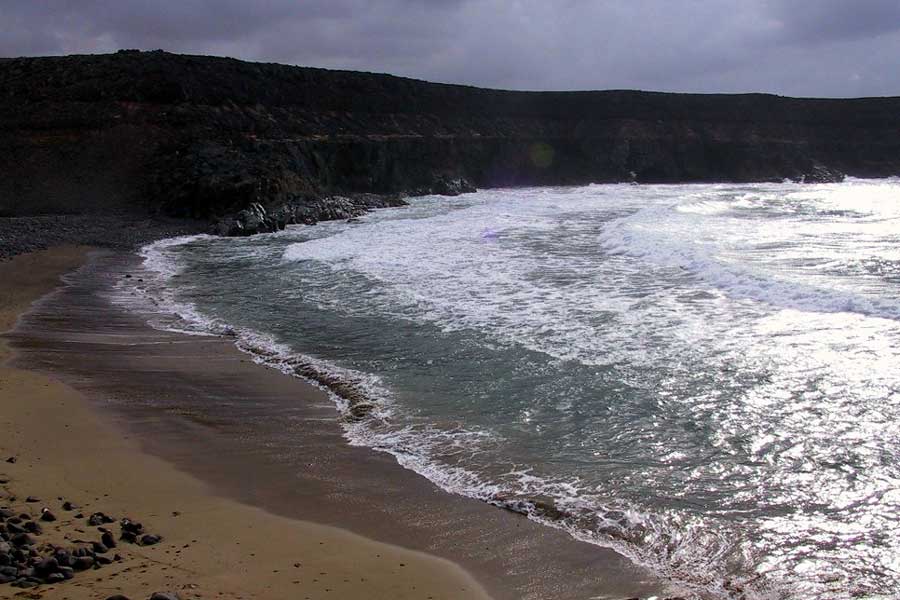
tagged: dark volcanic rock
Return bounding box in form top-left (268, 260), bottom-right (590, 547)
top-left (120, 519), bottom-right (144, 535)
top-left (22, 521), bottom-right (41, 534)
top-left (33, 557), bottom-right (59, 577)
top-left (5, 522), bottom-right (25, 535)
top-left (88, 512), bottom-right (115, 526)
top-left (101, 531), bottom-right (116, 549)
top-left (91, 540), bottom-right (108, 554)
top-left (72, 555), bottom-right (94, 571)
top-left (139, 534), bottom-right (161, 546)
top-left (120, 530), bottom-right (137, 544)
top-left (1, 50), bottom-right (898, 249)
top-left (10, 533), bottom-right (34, 547)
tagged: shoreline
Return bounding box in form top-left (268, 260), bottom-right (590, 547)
top-left (2, 246), bottom-right (675, 599)
top-left (0, 247), bottom-right (494, 599)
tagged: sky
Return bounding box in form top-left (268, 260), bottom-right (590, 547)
top-left (2, 0), bottom-right (899, 97)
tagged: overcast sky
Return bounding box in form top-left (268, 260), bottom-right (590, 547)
top-left (2, 1), bottom-right (899, 97)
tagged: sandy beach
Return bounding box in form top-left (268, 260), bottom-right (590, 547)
top-left (0, 247), bottom-right (493, 599)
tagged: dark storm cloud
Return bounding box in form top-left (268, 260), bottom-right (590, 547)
top-left (1, 0), bottom-right (898, 97)
top-left (767, 0), bottom-right (900, 44)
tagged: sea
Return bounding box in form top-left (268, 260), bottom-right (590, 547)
top-left (132, 179), bottom-right (900, 599)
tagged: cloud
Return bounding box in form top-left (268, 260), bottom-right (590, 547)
top-left (1, 0), bottom-right (898, 97)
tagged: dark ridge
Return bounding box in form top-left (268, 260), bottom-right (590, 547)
top-left (2, 49), bottom-right (899, 236)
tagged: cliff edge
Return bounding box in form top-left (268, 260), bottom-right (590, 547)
top-left (2, 50), bottom-right (899, 232)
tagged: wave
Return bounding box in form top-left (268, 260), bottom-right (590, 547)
top-left (115, 233), bottom-right (793, 600)
top-left (598, 203), bottom-right (900, 321)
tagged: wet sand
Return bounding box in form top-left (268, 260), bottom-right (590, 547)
top-left (4, 248), bottom-right (675, 599)
top-left (1, 247), bottom-right (491, 599)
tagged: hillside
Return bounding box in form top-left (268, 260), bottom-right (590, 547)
top-left (2, 50), bottom-right (899, 233)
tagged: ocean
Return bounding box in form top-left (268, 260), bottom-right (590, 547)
top-left (132, 179), bottom-right (900, 599)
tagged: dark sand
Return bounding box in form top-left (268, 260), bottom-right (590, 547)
top-left (1, 247), bottom-right (493, 600)
top-left (8, 249), bottom-right (675, 600)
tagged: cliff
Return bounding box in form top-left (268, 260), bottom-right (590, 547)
top-left (2, 50), bottom-right (900, 231)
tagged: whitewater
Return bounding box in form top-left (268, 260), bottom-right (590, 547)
top-left (131, 179), bottom-right (900, 599)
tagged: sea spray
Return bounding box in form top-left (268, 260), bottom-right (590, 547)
top-left (118, 180), bottom-right (900, 600)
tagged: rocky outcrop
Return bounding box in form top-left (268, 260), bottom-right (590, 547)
top-left (2, 50), bottom-right (899, 232)
top-left (209, 194), bottom-right (408, 236)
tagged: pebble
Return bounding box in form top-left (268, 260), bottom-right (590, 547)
top-left (89, 512), bottom-right (116, 526)
top-left (23, 521), bottom-right (42, 534)
top-left (102, 531), bottom-right (117, 548)
top-left (0, 491), bottom-right (167, 591)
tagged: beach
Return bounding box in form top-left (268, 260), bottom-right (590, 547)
top-left (1, 246), bottom-right (669, 599)
top-left (0, 247), bottom-right (496, 600)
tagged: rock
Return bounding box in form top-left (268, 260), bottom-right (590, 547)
top-left (0, 573), bottom-right (14, 584)
top-left (6, 522), bottom-right (24, 534)
top-left (88, 512), bottom-right (115, 526)
top-left (0, 565), bottom-right (16, 577)
top-left (0, 508), bottom-right (15, 519)
top-left (10, 533), bottom-right (34, 547)
top-left (58, 565), bottom-right (74, 579)
top-left (140, 534), bottom-right (161, 546)
top-left (120, 530), bottom-right (137, 544)
top-left (61, 501), bottom-right (76, 511)
top-left (120, 519), bottom-right (143, 535)
top-left (430, 175), bottom-right (477, 196)
top-left (52, 549), bottom-right (72, 567)
top-left (34, 557), bottom-right (59, 576)
top-left (106, 595), bottom-right (131, 600)
top-left (72, 555), bottom-right (94, 571)
top-left (40, 509), bottom-right (57, 522)
top-left (45, 571), bottom-right (66, 583)
top-left (24, 496), bottom-right (38, 503)
top-left (101, 531), bottom-right (116, 549)
top-left (149, 593), bottom-right (180, 600)
top-left (91, 541), bottom-right (108, 554)
top-left (4, 457), bottom-right (15, 464)
top-left (795, 163), bottom-right (845, 183)
top-left (22, 521), bottom-right (41, 534)
top-left (95, 554), bottom-right (113, 565)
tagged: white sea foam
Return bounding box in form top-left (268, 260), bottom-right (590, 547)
top-left (121, 180), bottom-right (900, 600)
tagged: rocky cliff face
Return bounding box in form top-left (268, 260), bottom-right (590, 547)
top-left (2, 50), bottom-right (899, 230)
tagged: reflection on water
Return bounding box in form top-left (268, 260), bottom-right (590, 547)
top-left (137, 179), bottom-right (900, 599)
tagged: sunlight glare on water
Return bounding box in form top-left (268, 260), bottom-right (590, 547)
top-left (138, 179), bottom-right (900, 599)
